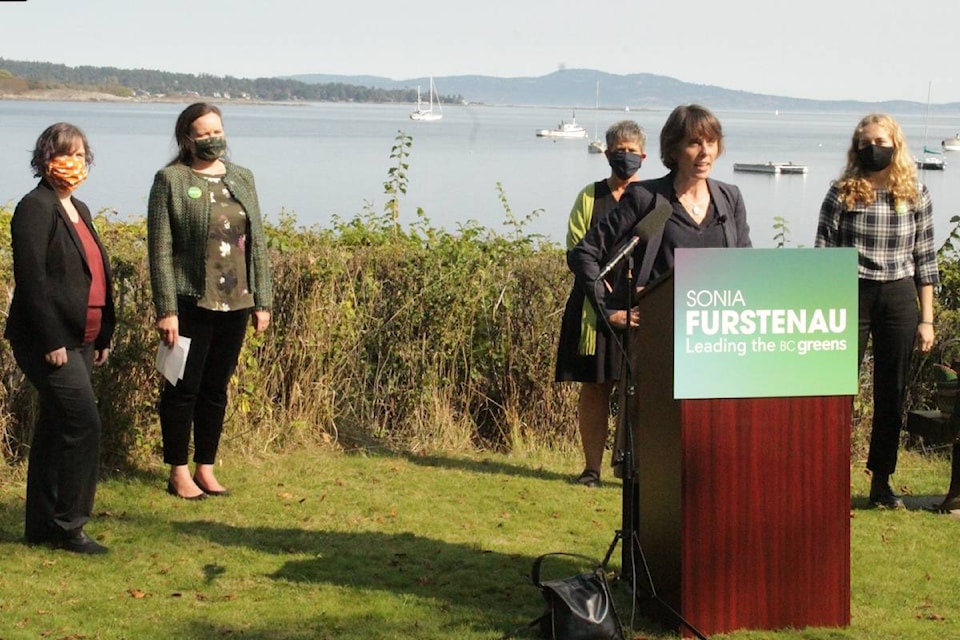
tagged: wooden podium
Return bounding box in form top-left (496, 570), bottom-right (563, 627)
top-left (622, 272), bottom-right (851, 636)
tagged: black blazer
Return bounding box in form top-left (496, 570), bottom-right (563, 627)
top-left (5, 181), bottom-right (116, 353)
top-left (567, 173), bottom-right (752, 320)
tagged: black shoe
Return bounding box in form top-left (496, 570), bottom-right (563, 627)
top-left (193, 477), bottom-right (230, 497)
top-left (935, 494), bottom-right (960, 513)
top-left (58, 529), bottom-right (109, 555)
top-left (166, 480), bottom-right (207, 500)
top-left (575, 469), bottom-right (601, 488)
top-left (869, 476), bottom-right (905, 509)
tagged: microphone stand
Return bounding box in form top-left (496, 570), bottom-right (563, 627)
top-left (598, 253), bottom-right (708, 640)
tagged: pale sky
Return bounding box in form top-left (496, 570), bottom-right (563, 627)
top-left (3, 0), bottom-right (960, 104)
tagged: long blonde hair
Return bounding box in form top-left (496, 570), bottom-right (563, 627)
top-left (835, 113), bottom-right (919, 210)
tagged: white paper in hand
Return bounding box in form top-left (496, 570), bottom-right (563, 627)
top-left (155, 336), bottom-right (191, 385)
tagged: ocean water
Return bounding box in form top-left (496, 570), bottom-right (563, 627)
top-left (2, 100), bottom-right (960, 249)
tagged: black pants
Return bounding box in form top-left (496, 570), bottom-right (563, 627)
top-left (857, 278), bottom-right (918, 476)
top-left (14, 342), bottom-right (101, 541)
top-left (159, 301), bottom-right (250, 466)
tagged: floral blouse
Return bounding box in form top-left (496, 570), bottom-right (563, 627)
top-left (196, 175), bottom-right (255, 312)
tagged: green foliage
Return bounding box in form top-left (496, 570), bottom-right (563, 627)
top-left (901, 214), bottom-right (960, 430)
top-left (772, 215), bottom-right (791, 248)
top-left (935, 215), bottom-right (960, 310)
top-left (383, 130), bottom-right (412, 233)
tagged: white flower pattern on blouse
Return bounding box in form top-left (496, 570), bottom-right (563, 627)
top-left (196, 175), bottom-right (254, 312)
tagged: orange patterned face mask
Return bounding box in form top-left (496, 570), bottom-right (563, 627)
top-left (46, 155), bottom-right (88, 193)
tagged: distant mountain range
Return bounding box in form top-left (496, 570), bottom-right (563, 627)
top-left (290, 68), bottom-right (957, 114)
top-left (2, 57), bottom-right (955, 114)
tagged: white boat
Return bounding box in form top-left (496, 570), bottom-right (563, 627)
top-left (916, 152), bottom-right (946, 170)
top-left (536, 112), bottom-right (587, 139)
top-left (733, 161), bottom-right (808, 175)
top-left (943, 134), bottom-right (960, 151)
top-left (409, 77), bottom-right (443, 122)
top-left (587, 80), bottom-right (606, 154)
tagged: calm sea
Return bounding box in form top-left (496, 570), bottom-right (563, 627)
top-left (2, 100), bottom-right (960, 249)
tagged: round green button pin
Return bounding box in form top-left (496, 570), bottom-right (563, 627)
top-left (187, 186), bottom-right (202, 199)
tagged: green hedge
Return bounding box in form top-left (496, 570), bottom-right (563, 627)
top-left (0, 205), bottom-right (583, 470)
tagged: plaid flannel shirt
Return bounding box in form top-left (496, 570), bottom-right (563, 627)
top-left (815, 182), bottom-right (939, 286)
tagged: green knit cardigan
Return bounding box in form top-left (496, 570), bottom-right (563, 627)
top-left (147, 161), bottom-right (273, 318)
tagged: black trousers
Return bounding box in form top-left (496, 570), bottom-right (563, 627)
top-left (14, 342), bottom-right (101, 541)
top-left (857, 277), bottom-right (918, 476)
top-left (159, 301), bottom-right (250, 466)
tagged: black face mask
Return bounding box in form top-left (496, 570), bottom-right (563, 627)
top-left (607, 150), bottom-right (644, 180)
top-left (856, 144), bottom-right (894, 172)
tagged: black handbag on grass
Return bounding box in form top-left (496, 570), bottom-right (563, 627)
top-left (531, 552), bottom-right (625, 640)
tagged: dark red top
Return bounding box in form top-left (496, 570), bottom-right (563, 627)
top-left (73, 219), bottom-right (106, 344)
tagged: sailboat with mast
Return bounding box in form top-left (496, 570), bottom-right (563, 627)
top-left (916, 81), bottom-right (945, 170)
top-left (587, 79), bottom-right (606, 154)
top-left (410, 76), bottom-right (443, 122)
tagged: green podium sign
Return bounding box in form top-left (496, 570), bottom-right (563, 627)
top-left (673, 247), bottom-right (859, 399)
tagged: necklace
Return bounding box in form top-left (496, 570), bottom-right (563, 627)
top-left (680, 192), bottom-right (709, 218)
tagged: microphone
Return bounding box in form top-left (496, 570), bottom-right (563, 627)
top-left (595, 228), bottom-right (643, 281)
top-left (593, 200), bottom-right (673, 282)
top-left (717, 214), bottom-right (729, 247)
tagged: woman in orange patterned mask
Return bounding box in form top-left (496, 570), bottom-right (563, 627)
top-left (5, 123), bottom-right (116, 554)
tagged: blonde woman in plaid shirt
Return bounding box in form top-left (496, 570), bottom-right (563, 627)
top-left (815, 113), bottom-right (938, 509)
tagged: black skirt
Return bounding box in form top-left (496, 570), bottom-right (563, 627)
top-left (554, 283), bottom-right (622, 384)
top-left (555, 179), bottom-right (624, 384)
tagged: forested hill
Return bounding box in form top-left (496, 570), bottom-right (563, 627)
top-left (0, 58), bottom-right (464, 104)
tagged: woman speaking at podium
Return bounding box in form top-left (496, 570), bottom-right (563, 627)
top-left (567, 104), bottom-right (751, 342)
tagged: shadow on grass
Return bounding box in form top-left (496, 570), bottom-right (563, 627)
top-left (391, 451), bottom-right (618, 486)
top-left (0, 466), bottom-right (165, 544)
top-left (0, 488), bottom-right (24, 543)
top-left (850, 491), bottom-right (955, 514)
top-left (173, 519), bottom-right (662, 638)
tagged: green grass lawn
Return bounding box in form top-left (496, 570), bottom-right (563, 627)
top-left (1, 447), bottom-right (958, 639)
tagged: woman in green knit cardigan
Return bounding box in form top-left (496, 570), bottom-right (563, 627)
top-left (147, 102), bottom-right (272, 500)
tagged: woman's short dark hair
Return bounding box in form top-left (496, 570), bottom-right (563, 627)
top-left (659, 104), bottom-right (724, 172)
top-left (169, 102), bottom-right (223, 166)
top-left (30, 123), bottom-right (93, 178)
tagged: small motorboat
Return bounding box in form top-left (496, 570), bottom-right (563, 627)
top-left (943, 134), bottom-right (960, 152)
top-left (536, 112), bottom-right (587, 139)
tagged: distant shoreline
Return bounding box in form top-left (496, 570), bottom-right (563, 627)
top-left (0, 88), bottom-right (283, 105)
top-left (0, 88), bottom-right (656, 112)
